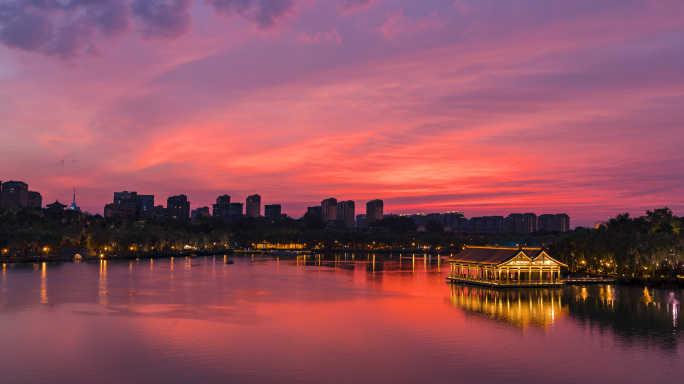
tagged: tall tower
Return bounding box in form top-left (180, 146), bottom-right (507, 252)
top-left (70, 188), bottom-right (81, 212)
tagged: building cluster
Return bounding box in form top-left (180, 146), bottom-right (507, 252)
top-left (394, 212), bottom-right (571, 233)
top-left (306, 198), bottom-right (383, 229)
top-left (0, 179), bottom-right (570, 232)
top-left (0, 180), bottom-right (43, 209)
top-left (0, 179), bottom-right (84, 213)
top-left (104, 192), bottom-right (284, 222)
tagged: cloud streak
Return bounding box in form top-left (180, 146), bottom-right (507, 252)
top-left (0, 0), bottom-right (683, 226)
top-left (206, 0), bottom-right (295, 29)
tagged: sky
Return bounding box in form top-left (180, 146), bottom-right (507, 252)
top-left (0, 0), bottom-right (683, 226)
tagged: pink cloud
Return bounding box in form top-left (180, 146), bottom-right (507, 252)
top-left (206, 0), bottom-right (295, 29)
top-left (299, 28), bottom-right (342, 44)
top-left (0, 0), bottom-right (683, 227)
top-left (380, 9), bottom-right (443, 40)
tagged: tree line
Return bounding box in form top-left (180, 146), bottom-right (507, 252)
top-left (1, 206), bottom-right (682, 278)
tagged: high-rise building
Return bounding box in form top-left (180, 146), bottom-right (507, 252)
top-left (321, 198), bottom-right (337, 221)
top-left (337, 200), bottom-right (355, 229)
top-left (107, 191), bottom-right (155, 220)
top-left (366, 199), bottom-right (384, 224)
top-left (229, 202), bottom-right (243, 220)
top-left (264, 204), bottom-right (282, 221)
top-left (468, 216), bottom-right (506, 233)
top-left (167, 195), bottom-right (190, 221)
top-left (1, 181), bottom-right (29, 208)
top-left (246, 194), bottom-right (261, 217)
top-left (28, 191), bottom-right (42, 209)
top-left (506, 213), bottom-right (537, 233)
top-left (538, 214), bottom-right (570, 232)
top-left (212, 195), bottom-right (231, 219)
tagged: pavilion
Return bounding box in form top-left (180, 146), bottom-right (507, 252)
top-left (447, 246), bottom-right (567, 287)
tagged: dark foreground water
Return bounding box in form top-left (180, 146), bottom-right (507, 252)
top-left (0, 254), bottom-right (682, 384)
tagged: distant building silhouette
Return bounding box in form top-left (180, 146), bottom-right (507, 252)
top-left (246, 194), bottom-right (261, 217)
top-left (337, 200), bottom-right (355, 229)
top-left (229, 202), bottom-right (243, 220)
top-left (150, 205), bottom-right (167, 221)
top-left (264, 204), bottom-right (282, 221)
top-left (106, 191), bottom-right (154, 220)
top-left (28, 191), bottom-right (42, 209)
top-left (538, 214), bottom-right (570, 232)
top-left (366, 199), bottom-right (384, 224)
top-left (321, 198), bottom-right (337, 221)
top-left (192, 206), bottom-right (210, 220)
top-left (468, 216), bottom-right (505, 233)
top-left (212, 195), bottom-right (231, 219)
top-left (167, 194), bottom-right (190, 221)
top-left (1, 181), bottom-right (29, 208)
top-left (506, 213), bottom-right (537, 233)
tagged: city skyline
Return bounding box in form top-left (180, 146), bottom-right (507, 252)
top-left (0, 178), bottom-right (674, 227)
top-left (1, 1), bottom-right (682, 227)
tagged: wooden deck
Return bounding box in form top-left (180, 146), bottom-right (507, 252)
top-left (446, 277), bottom-right (565, 288)
top-left (446, 276), bottom-right (616, 287)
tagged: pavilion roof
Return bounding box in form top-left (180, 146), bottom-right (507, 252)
top-left (47, 200), bottom-right (67, 208)
top-left (449, 246), bottom-right (543, 265)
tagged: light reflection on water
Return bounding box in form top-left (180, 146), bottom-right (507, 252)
top-left (0, 254), bottom-right (682, 384)
top-left (449, 284), bottom-right (568, 329)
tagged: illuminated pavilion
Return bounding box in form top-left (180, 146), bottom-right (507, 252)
top-left (447, 246), bottom-right (567, 287)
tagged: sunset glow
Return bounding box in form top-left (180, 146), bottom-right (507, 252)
top-left (1, 0), bottom-right (683, 225)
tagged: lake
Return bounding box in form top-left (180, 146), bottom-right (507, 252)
top-left (0, 254), bottom-right (682, 383)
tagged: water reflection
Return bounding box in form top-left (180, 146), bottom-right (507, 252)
top-left (99, 259), bottom-right (107, 306)
top-left (566, 285), bottom-right (682, 349)
top-left (40, 262), bottom-right (48, 304)
top-left (449, 284), bottom-right (568, 329)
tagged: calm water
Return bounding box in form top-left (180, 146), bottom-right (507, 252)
top-left (0, 254), bottom-right (682, 384)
